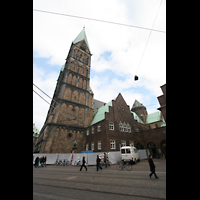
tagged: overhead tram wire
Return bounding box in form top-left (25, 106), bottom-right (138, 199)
top-left (135, 0), bottom-right (164, 77)
top-left (33, 88), bottom-right (84, 127)
top-left (33, 83), bottom-right (86, 125)
top-left (33, 9), bottom-right (166, 34)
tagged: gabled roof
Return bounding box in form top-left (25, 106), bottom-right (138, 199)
top-left (93, 99), bottom-right (106, 112)
top-left (90, 99), bottom-right (114, 126)
top-left (145, 111), bottom-right (161, 124)
top-left (73, 28), bottom-right (91, 54)
top-left (130, 111), bottom-right (144, 124)
top-left (145, 111), bottom-right (166, 127)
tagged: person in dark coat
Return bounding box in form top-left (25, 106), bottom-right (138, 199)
top-left (44, 156), bottom-right (47, 167)
top-left (104, 153), bottom-right (107, 168)
top-left (80, 156), bottom-right (87, 171)
top-left (34, 157), bottom-right (39, 168)
top-left (148, 155), bottom-right (159, 179)
top-left (96, 155), bottom-right (102, 171)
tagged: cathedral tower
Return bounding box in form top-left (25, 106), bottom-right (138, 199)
top-left (35, 28), bottom-right (94, 153)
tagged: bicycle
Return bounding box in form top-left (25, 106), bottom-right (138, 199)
top-left (116, 161), bottom-right (132, 171)
top-left (74, 159), bottom-right (81, 166)
top-left (63, 159), bottom-right (70, 166)
top-left (54, 159), bottom-right (63, 166)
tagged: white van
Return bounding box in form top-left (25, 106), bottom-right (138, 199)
top-left (120, 146), bottom-right (140, 164)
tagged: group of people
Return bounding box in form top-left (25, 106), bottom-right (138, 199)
top-left (34, 156), bottom-right (47, 168)
top-left (80, 153), bottom-right (108, 171)
top-left (80, 153), bottom-right (159, 179)
top-left (34, 154), bottom-right (159, 179)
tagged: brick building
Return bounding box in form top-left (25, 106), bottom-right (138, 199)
top-left (157, 84), bottom-right (166, 123)
top-left (86, 93), bottom-right (166, 158)
top-left (34, 28), bottom-right (166, 157)
top-left (86, 93), bottom-right (139, 152)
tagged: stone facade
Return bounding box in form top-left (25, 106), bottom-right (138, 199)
top-left (34, 29), bottom-right (94, 153)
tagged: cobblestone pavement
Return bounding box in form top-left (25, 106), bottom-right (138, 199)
top-left (33, 159), bottom-right (166, 200)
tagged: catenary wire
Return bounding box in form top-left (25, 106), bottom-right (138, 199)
top-left (135, 0), bottom-right (164, 75)
top-left (33, 83), bottom-right (86, 125)
top-left (33, 8), bottom-right (166, 33)
top-left (33, 89), bottom-right (85, 127)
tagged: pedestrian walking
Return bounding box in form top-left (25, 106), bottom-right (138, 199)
top-left (80, 156), bottom-right (87, 171)
top-left (41, 156), bottom-right (45, 167)
top-left (34, 157), bottom-right (39, 168)
top-left (44, 156), bottom-right (47, 167)
top-left (148, 155), bottom-right (159, 179)
top-left (96, 155), bottom-right (102, 171)
top-left (104, 153), bottom-right (107, 168)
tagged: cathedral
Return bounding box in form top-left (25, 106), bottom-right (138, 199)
top-left (34, 28), bottom-right (94, 153)
top-left (34, 28), bottom-right (166, 157)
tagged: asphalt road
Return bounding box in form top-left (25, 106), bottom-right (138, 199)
top-left (33, 159), bottom-right (166, 200)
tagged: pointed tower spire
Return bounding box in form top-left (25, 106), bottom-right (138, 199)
top-left (131, 100), bottom-right (148, 123)
top-left (73, 28), bottom-right (91, 54)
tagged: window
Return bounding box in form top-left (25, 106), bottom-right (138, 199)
top-left (119, 121), bottom-right (123, 132)
top-left (86, 129), bottom-right (89, 136)
top-left (126, 149), bottom-right (131, 154)
top-left (109, 122), bottom-right (114, 130)
top-left (121, 149), bottom-right (125, 154)
top-left (121, 148), bottom-right (131, 154)
top-left (110, 140), bottom-right (115, 149)
top-left (120, 124), bottom-right (123, 131)
top-left (92, 127), bottom-right (94, 134)
top-left (86, 143), bottom-right (88, 151)
top-left (91, 142), bottom-right (94, 150)
top-left (124, 125), bottom-right (127, 132)
top-left (98, 124), bottom-right (101, 132)
top-left (121, 140), bottom-right (126, 147)
top-left (129, 141), bottom-right (134, 147)
top-left (127, 123), bottom-right (131, 133)
top-left (98, 141), bottom-right (101, 150)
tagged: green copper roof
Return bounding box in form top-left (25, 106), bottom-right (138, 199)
top-left (130, 111), bottom-right (144, 124)
top-left (33, 123), bottom-right (40, 137)
top-left (145, 111), bottom-right (161, 124)
top-left (90, 100), bottom-right (113, 126)
top-left (73, 28), bottom-right (91, 53)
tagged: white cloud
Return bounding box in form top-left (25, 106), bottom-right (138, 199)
top-left (33, 64), bottom-right (58, 130)
top-left (33, 0), bottom-right (166, 130)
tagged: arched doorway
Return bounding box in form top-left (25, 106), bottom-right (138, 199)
top-left (136, 143), bottom-right (144, 149)
top-left (147, 142), bottom-right (159, 158)
top-left (160, 140), bottom-right (166, 159)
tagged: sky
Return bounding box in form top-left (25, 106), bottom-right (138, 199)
top-left (33, 0), bottom-right (166, 131)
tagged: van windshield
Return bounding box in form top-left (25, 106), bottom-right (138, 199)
top-left (121, 149), bottom-right (131, 154)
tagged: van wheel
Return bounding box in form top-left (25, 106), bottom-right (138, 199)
top-left (134, 158), bottom-right (137, 164)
